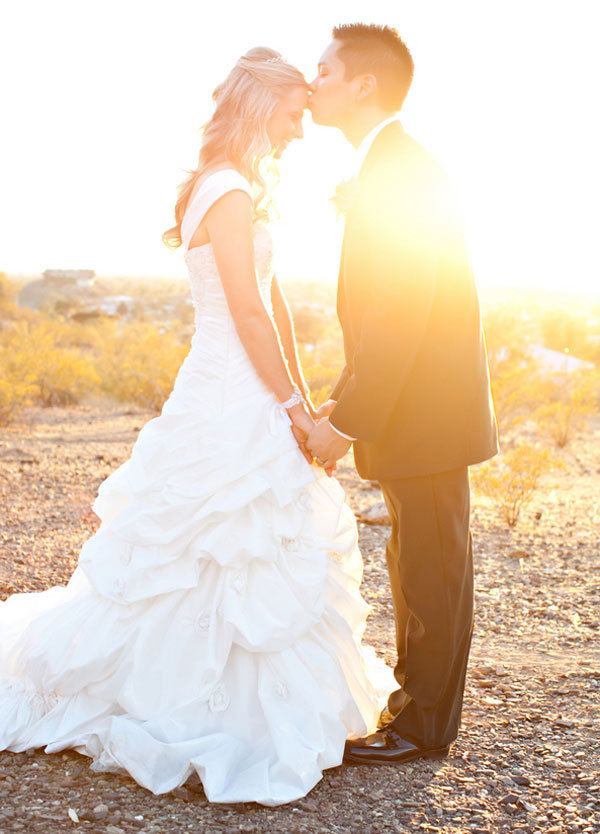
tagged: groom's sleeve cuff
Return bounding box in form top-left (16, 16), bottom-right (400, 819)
top-left (329, 421), bottom-right (357, 442)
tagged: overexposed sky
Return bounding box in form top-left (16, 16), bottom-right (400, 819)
top-left (1, 0), bottom-right (599, 295)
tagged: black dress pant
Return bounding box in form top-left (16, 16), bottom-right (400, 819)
top-left (379, 466), bottom-right (473, 749)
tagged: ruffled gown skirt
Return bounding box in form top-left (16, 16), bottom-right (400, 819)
top-left (0, 322), bottom-right (393, 806)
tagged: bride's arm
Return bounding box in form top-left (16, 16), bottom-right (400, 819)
top-left (271, 277), bottom-right (315, 416)
top-left (205, 190), bottom-right (313, 438)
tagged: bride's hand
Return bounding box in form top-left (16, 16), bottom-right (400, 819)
top-left (287, 403), bottom-right (315, 464)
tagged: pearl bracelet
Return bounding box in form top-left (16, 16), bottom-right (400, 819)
top-left (279, 385), bottom-right (305, 409)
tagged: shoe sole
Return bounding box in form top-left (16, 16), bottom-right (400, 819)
top-left (343, 746), bottom-right (450, 766)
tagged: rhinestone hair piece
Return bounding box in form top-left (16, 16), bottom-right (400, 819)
top-left (237, 55), bottom-right (286, 71)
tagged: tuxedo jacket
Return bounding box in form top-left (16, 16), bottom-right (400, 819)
top-left (329, 122), bottom-right (499, 481)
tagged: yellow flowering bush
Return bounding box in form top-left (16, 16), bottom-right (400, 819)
top-left (0, 352), bottom-right (37, 424)
top-left (95, 322), bottom-right (190, 411)
top-left (0, 320), bottom-right (100, 421)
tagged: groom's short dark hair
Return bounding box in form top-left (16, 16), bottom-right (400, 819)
top-left (332, 23), bottom-right (414, 111)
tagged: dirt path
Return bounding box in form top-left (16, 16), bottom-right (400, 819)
top-left (1, 401), bottom-right (598, 833)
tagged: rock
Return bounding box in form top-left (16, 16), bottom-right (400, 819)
top-left (355, 502), bottom-right (391, 525)
top-left (93, 803), bottom-right (109, 820)
top-left (507, 549), bottom-right (531, 559)
top-left (518, 798), bottom-right (537, 813)
top-left (296, 798), bottom-right (318, 812)
top-left (171, 786), bottom-right (194, 801)
top-left (511, 773), bottom-right (531, 786)
top-left (499, 793), bottom-right (519, 805)
top-left (0, 448), bottom-right (38, 463)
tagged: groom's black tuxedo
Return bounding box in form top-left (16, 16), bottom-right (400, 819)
top-left (329, 121), bottom-right (498, 750)
top-left (330, 121), bottom-right (498, 479)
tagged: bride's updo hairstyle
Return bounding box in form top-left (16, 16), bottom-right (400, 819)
top-left (163, 47), bottom-right (306, 248)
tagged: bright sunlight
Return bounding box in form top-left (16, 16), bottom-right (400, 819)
top-left (1, 0), bottom-right (599, 296)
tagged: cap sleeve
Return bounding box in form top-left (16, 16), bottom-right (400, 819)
top-left (181, 170), bottom-right (253, 251)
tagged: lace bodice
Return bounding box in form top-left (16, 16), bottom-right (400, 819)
top-left (184, 223), bottom-right (275, 326)
top-left (181, 170), bottom-right (275, 328)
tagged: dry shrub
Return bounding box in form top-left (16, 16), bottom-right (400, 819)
top-left (293, 304), bottom-right (345, 408)
top-left (299, 344), bottom-right (347, 408)
top-left (0, 320), bottom-right (100, 422)
top-left (0, 273), bottom-right (17, 311)
top-left (534, 368), bottom-right (599, 447)
top-left (0, 274), bottom-right (39, 325)
top-left (490, 357), bottom-right (547, 435)
top-left (0, 276), bottom-right (38, 422)
top-left (95, 321), bottom-right (189, 411)
top-left (28, 320), bottom-right (101, 405)
top-left (482, 306), bottom-right (546, 435)
top-left (0, 352), bottom-right (37, 424)
top-left (471, 442), bottom-right (559, 527)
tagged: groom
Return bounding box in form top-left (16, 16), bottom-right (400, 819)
top-left (306, 24), bottom-right (499, 763)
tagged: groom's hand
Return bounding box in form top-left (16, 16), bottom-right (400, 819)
top-left (306, 419), bottom-right (351, 470)
top-left (315, 399), bottom-right (337, 421)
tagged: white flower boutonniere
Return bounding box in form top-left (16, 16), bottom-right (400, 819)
top-left (331, 177), bottom-right (361, 219)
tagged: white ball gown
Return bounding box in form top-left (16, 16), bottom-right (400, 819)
top-left (0, 170), bottom-right (393, 806)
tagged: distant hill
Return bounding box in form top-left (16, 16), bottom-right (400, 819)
top-left (18, 270), bottom-right (110, 313)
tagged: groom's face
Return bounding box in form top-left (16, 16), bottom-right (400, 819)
top-left (308, 40), bottom-right (357, 127)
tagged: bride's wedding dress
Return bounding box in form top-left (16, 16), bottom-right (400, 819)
top-left (0, 170), bottom-right (392, 806)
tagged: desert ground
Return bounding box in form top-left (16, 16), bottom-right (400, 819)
top-left (0, 400), bottom-right (598, 834)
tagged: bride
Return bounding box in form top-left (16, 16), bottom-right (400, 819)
top-left (0, 47), bottom-right (392, 806)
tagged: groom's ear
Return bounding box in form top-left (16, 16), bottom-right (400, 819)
top-left (356, 73), bottom-right (377, 102)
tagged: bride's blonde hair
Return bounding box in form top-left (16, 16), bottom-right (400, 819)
top-left (163, 47), bottom-right (306, 248)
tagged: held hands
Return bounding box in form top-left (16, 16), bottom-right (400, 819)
top-left (287, 402), bottom-right (338, 477)
top-left (305, 418), bottom-right (351, 471)
top-left (306, 398), bottom-right (351, 470)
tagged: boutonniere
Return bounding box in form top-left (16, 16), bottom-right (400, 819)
top-left (331, 177), bottom-right (361, 219)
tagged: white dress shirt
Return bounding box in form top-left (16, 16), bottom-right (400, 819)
top-left (329, 115), bottom-right (401, 444)
top-left (353, 114), bottom-right (401, 176)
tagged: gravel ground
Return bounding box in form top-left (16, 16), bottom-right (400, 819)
top-left (1, 399), bottom-right (599, 834)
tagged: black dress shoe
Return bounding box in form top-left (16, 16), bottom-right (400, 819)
top-left (344, 726), bottom-right (450, 765)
